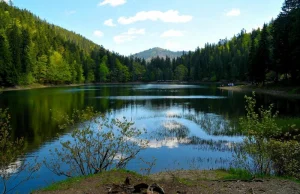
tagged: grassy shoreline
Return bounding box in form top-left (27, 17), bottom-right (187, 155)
top-left (0, 82), bottom-right (144, 92)
top-left (0, 83), bottom-right (92, 92)
top-left (219, 84), bottom-right (300, 98)
top-left (0, 81), bottom-right (218, 92)
top-left (2, 82), bottom-right (300, 99)
top-left (34, 169), bottom-right (300, 194)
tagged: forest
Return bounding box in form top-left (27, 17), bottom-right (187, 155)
top-left (0, 0), bottom-right (299, 86)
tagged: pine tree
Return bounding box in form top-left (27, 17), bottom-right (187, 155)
top-left (0, 32), bottom-right (12, 85)
top-left (6, 23), bottom-right (22, 84)
top-left (282, 0), bottom-right (300, 15)
top-left (256, 24), bottom-right (270, 85)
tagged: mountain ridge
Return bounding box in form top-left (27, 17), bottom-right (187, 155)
top-left (132, 47), bottom-right (186, 61)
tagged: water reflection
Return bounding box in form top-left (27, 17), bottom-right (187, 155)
top-left (134, 84), bottom-right (207, 90)
top-left (96, 95), bottom-right (226, 100)
top-left (0, 84), bottom-right (300, 193)
top-left (0, 159), bottom-right (23, 176)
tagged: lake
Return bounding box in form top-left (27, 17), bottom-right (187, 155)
top-left (1, 84), bottom-right (300, 193)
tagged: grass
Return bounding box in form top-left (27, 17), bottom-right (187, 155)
top-left (44, 175), bottom-right (90, 191)
top-left (41, 169), bottom-right (143, 191)
top-left (276, 117), bottom-right (300, 128)
top-left (218, 168), bottom-right (300, 184)
top-left (287, 88), bottom-right (300, 95)
top-left (37, 168), bottom-right (300, 193)
top-left (221, 168), bottom-right (253, 181)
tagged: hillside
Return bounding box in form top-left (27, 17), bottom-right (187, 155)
top-left (0, 1), bottom-right (143, 86)
top-left (1, 0), bottom-right (299, 85)
top-left (132, 47), bottom-right (185, 61)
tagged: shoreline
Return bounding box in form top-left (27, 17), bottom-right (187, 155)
top-left (2, 83), bottom-right (300, 99)
top-left (1, 83), bottom-right (91, 92)
top-left (35, 169), bottom-right (300, 194)
top-left (0, 81), bottom-right (221, 92)
top-left (219, 85), bottom-right (300, 98)
top-left (0, 82), bottom-right (145, 92)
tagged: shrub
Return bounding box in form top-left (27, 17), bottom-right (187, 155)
top-left (235, 92), bottom-right (300, 179)
top-left (0, 108), bottom-right (40, 194)
top-left (44, 107), bottom-right (147, 177)
top-left (268, 139), bottom-right (300, 178)
top-left (236, 92), bottom-right (280, 175)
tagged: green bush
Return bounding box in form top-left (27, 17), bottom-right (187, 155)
top-left (235, 92), bottom-right (300, 179)
top-left (44, 107), bottom-right (148, 177)
top-left (268, 139), bottom-right (300, 178)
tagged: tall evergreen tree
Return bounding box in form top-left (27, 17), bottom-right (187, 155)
top-left (255, 24), bottom-right (270, 84)
top-left (0, 32), bottom-right (12, 85)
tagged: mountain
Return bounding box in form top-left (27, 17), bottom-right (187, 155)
top-left (132, 47), bottom-right (185, 61)
top-left (0, 1), bottom-right (145, 86)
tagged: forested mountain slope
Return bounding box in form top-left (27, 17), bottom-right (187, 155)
top-left (132, 47), bottom-right (184, 62)
top-left (0, 0), bottom-right (299, 85)
top-left (0, 1), bottom-right (146, 86)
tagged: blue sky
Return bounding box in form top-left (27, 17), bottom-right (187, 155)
top-left (12, 0), bottom-right (284, 55)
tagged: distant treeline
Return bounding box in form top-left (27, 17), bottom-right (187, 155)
top-left (146, 0), bottom-right (300, 84)
top-left (0, 0), bottom-right (299, 86)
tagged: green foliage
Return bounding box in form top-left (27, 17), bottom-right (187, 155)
top-left (99, 56), bottom-right (109, 82)
top-left (114, 59), bottom-right (130, 82)
top-left (0, 1), bottom-right (300, 85)
top-left (132, 61), bottom-right (146, 81)
top-left (0, 31), bottom-right (12, 85)
top-left (240, 92), bottom-right (280, 138)
top-left (222, 168), bottom-right (253, 180)
top-left (268, 139), bottom-right (300, 178)
top-left (236, 92), bottom-right (300, 179)
top-left (47, 51), bottom-right (71, 84)
top-left (0, 2), bottom-right (142, 86)
top-left (236, 93), bottom-right (280, 175)
top-left (174, 64), bottom-right (188, 81)
top-left (0, 108), bottom-right (40, 194)
top-left (44, 107), bottom-right (147, 177)
top-left (210, 74), bottom-right (217, 82)
top-left (33, 55), bottom-right (48, 84)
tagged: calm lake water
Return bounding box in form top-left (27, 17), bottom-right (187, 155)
top-left (1, 84), bottom-right (300, 193)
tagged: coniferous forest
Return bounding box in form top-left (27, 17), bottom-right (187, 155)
top-left (0, 0), bottom-right (299, 86)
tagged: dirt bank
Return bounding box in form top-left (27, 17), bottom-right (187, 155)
top-left (35, 170), bottom-right (300, 194)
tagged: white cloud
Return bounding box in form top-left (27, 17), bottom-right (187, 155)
top-left (165, 41), bottom-right (181, 51)
top-left (114, 28), bottom-right (145, 44)
top-left (127, 137), bottom-right (190, 149)
top-left (161, 30), bottom-right (184, 38)
top-left (226, 9), bottom-right (241, 17)
top-left (118, 10), bottom-right (193, 25)
top-left (127, 28), bottom-right (145, 35)
top-left (65, 10), bottom-right (76, 16)
top-left (114, 35), bottom-right (135, 44)
top-left (104, 19), bottom-right (116, 27)
top-left (93, 30), bottom-right (104, 38)
top-left (98, 0), bottom-right (126, 7)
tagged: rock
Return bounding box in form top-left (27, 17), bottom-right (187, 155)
top-left (133, 183), bottom-right (149, 193)
top-left (107, 179), bottom-right (135, 194)
top-left (124, 177), bottom-right (131, 185)
top-left (148, 183), bottom-right (165, 194)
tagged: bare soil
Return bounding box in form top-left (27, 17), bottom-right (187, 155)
top-left (35, 170), bottom-right (300, 194)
